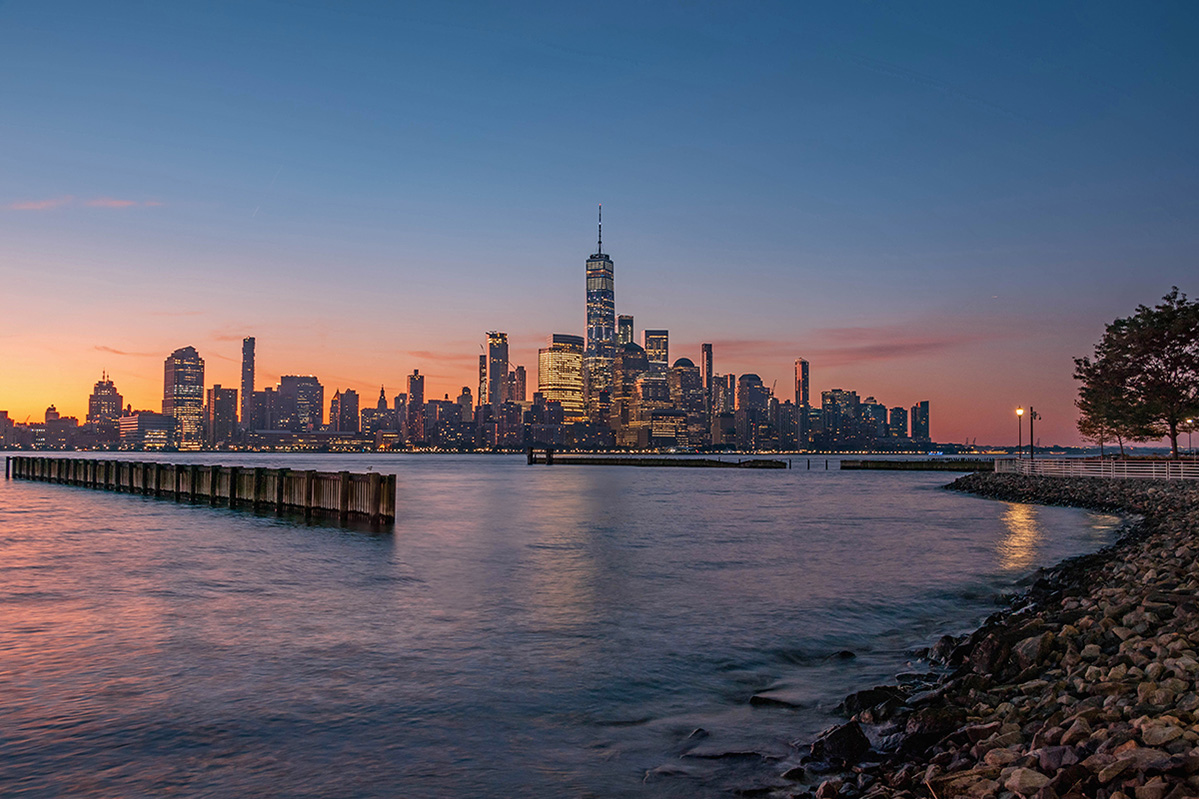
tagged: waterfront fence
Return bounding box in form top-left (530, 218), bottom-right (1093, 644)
top-left (5, 456), bottom-right (396, 522)
top-left (995, 458), bottom-right (1199, 481)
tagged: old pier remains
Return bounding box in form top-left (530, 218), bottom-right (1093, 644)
top-left (5, 456), bottom-right (395, 523)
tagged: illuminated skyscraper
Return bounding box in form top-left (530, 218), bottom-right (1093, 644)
top-left (794, 359), bottom-right (809, 408)
top-left (911, 400), bottom-right (931, 441)
top-left (486, 331), bottom-right (509, 411)
top-left (407, 369), bottom-right (425, 442)
top-left (642, 329), bottom-right (668, 367)
top-left (87, 372), bottom-right (123, 424)
top-left (330, 389), bottom-right (360, 433)
top-left (795, 358), bottom-right (810, 443)
top-left (478, 354), bottom-right (487, 407)
top-left (205, 385), bottom-right (238, 446)
top-left (537, 334), bottom-right (585, 420)
top-left (240, 337), bottom-right (255, 430)
top-left (701, 343), bottom-right (714, 421)
top-left (617, 315), bottom-right (634, 346)
top-left (278, 375), bottom-right (324, 432)
top-left (584, 205), bottom-right (616, 414)
top-left (510, 365), bottom-right (526, 404)
top-left (163, 346), bottom-right (205, 448)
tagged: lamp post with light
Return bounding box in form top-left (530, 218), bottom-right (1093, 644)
top-left (1187, 418), bottom-right (1194, 459)
top-left (1029, 407), bottom-right (1040, 461)
top-left (1016, 407), bottom-right (1024, 459)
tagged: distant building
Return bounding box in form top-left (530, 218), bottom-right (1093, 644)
top-left (642, 329), bottom-right (669, 367)
top-left (487, 331), bottom-right (509, 411)
top-left (456, 387), bottom-right (474, 421)
top-left (163, 346), bottom-right (205, 448)
top-left (617, 314), bottom-right (634, 346)
top-left (240, 337), bottom-right (255, 432)
top-left (911, 400), bottom-right (931, 442)
top-left (407, 370), bottom-right (425, 442)
top-left (249, 388), bottom-right (279, 431)
top-left (509, 365), bottom-right (526, 404)
top-left (477, 354), bottom-right (487, 408)
top-left (701, 343), bottom-right (714, 421)
top-left (205, 385), bottom-right (238, 447)
top-left (668, 357), bottom-right (706, 445)
top-left (862, 397), bottom-right (888, 438)
top-left (278, 375), bottom-right (324, 432)
top-left (888, 406), bottom-right (908, 438)
top-left (794, 358), bottom-right (810, 442)
top-left (584, 207), bottom-right (616, 416)
top-left (120, 410), bottom-right (176, 450)
top-left (736, 374), bottom-right (770, 414)
top-left (87, 372), bottom-right (123, 424)
top-left (329, 388), bottom-right (360, 433)
top-left (538, 334), bottom-right (585, 421)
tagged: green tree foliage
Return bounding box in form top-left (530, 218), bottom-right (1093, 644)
top-left (1074, 288), bottom-right (1199, 458)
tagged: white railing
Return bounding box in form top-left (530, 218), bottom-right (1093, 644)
top-left (995, 458), bottom-right (1199, 480)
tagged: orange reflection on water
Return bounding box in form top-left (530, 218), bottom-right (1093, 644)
top-left (998, 502), bottom-right (1044, 571)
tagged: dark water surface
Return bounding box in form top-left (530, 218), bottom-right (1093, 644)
top-left (0, 455), bottom-right (1119, 797)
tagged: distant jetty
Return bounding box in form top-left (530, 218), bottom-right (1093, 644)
top-left (840, 458), bottom-right (994, 472)
top-left (526, 448), bottom-right (787, 468)
top-left (6, 455), bottom-right (395, 523)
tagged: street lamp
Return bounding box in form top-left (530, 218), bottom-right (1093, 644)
top-left (1029, 407), bottom-right (1040, 461)
top-left (1187, 418), bottom-right (1194, 458)
top-left (1016, 407), bottom-right (1024, 459)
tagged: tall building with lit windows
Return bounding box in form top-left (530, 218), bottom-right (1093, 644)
top-left (240, 337), bottom-right (255, 431)
top-left (584, 206), bottom-right (616, 415)
top-left (163, 346), bottom-right (205, 448)
top-left (642, 329), bottom-right (668, 367)
top-left (617, 315), bottom-right (634, 346)
top-left (538, 334), bottom-right (585, 420)
top-left (87, 372), bottom-right (123, 424)
top-left (486, 331), bottom-right (509, 411)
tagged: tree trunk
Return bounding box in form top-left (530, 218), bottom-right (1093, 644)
top-left (1117, 435), bottom-right (1125, 457)
top-left (1170, 419), bottom-right (1179, 459)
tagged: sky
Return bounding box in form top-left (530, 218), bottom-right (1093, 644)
top-left (1, 1), bottom-right (1196, 445)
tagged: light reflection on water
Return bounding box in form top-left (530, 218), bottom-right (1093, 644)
top-left (999, 502), bottom-right (1045, 571)
top-left (0, 455), bottom-right (1119, 797)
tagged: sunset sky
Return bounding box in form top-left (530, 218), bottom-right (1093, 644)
top-left (2, 2), bottom-right (1196, 445)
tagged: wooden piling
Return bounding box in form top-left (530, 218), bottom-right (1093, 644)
top-left (9, 457), bottom-right (395, 523)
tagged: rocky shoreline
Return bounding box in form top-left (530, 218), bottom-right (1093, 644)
top-left (780, 473), bottom-right (1199, 799)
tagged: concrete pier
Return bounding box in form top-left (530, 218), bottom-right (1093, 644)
top-left (5, 456), bottom-right (396, 523)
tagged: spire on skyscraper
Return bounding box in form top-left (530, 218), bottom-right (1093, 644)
top-left (598, 203), bottom-right (602, 253)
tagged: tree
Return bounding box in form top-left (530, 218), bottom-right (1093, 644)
top-left (1073, 353), bottom-right (1159, 456)
top-left (1074, 288), bottom-right (1199, 458)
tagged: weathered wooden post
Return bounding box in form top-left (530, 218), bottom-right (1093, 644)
top-left (546, 446), bottom-right (554, 465)
top-left (338, 471), bottom-right (351, 518)
top-left (252, 467), bottom-right (265, 509)
top-left (209, 465), bottom-right (220, 505)
top-left (228, 466), bottom-right (240, 507)
top-left (303, 470), bottom-right (315, 517)
top-left (275, 469), bottom-right (287, 514)
top-left (368, 471), bottom-right (382, 523)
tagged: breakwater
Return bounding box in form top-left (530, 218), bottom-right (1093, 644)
top-left (525, 450), bottom-right (788, 468)
top-left (840, 459), bottom-right (995, 472)
top-left (6, 455), bottom-right (396, 522)
top-left (783, 473), bottom-right (1199, 799)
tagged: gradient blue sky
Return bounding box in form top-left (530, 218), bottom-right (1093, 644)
top-left (2, 1), bottom-right (1196, 444)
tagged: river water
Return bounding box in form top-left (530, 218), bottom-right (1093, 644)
top-left (0, 454), bottom-right (1119, 797)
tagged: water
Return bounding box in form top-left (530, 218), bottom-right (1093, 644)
top-left (0, 454), bottom-right (1119, 797)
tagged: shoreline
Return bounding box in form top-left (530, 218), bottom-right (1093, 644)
top-left (779, 473), bottom-right (1199, 799)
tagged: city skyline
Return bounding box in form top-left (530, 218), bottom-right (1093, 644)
top-left (2, 3), bottom-right (1196, 445)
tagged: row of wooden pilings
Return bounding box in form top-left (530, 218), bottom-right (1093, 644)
top-left (5, 456), bottom-right (396, 523)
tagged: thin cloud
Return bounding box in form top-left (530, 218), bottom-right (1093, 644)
top-left (6, 196), bottom-right (74, 210)
top-left (85, 197), bottom-right (138, 208)
top-left (5, 196), bottom-right (162, 211)
top-left (403, 350), bottom-right (481, 365)
top-left (95, 345), bottom-right (158, 358)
